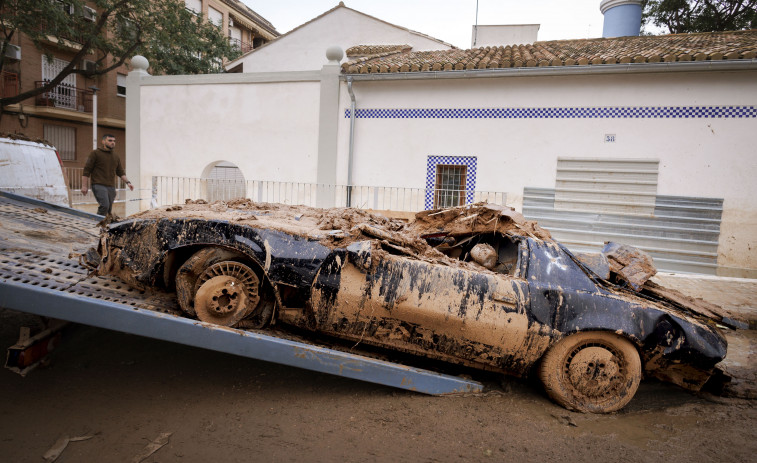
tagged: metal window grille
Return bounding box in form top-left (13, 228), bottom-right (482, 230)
top-left (434, 165), bottom-right (467, 208)
top-left (43, 124), bottom-right (76, 161)
top-left (42, 57), bottom-right (77, 110)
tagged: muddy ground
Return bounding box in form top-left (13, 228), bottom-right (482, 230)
top-left (0, 310), bottom-right (754, 463)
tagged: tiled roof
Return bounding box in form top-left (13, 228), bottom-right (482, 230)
top-left (346, 45), bottom-right (412, 57)
top-left (342, 30), bottom-right (757, 74)
top-left (345, 45), bottom-right (413, 65)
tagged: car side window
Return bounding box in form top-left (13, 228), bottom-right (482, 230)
top-left (526, 240), bottom-right (596, 292)
top-left (421, 233), bottom-right (524, 278)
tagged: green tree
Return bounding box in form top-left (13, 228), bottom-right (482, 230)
top-left (641, 0), bottom-right (757, 34)
top-left (0, 0), bottom-right (241, 107)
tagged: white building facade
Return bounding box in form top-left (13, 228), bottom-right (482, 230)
top-left (225, 3), bottom-right (453, 73)
top-left (125, 31), bottom-right (757, 277)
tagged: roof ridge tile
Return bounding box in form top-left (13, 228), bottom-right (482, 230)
top-left (343, 30), bottom-right (757, 74)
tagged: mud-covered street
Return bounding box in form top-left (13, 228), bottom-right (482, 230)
top-left (0, 309), bottom-right (754, 463)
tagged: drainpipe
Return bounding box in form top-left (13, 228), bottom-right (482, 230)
top-left (89, 86), bottom-right (99, 149)
top-left (346, 76), bottom-right (356, 207)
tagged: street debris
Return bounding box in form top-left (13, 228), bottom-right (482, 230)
top-left (132, 432), bottom-right (172, 463)
top-left (42, 434), bottom-right (94, 462)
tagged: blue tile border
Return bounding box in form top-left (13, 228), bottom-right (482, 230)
top-left (345, 106), bottom-right (757, 119)
top-left (425, 156), bottom-right (477, 210)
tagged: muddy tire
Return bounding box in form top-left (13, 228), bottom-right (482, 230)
top-left (176, 247), bottom-right (238, 317)
top-left (175, 247), bottom-right (274, 328)
top-left (539, 331), bottom-right (641, 413)
top-left (193, 260), bottom-right (261, 326)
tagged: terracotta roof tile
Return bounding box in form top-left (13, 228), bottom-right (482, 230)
top-left (342, 30), bottom-right (757, 74)
top-left (346, 44), bottom-right (412, 57)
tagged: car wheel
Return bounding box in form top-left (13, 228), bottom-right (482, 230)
top-left (194, 260), bottom-right (261, 326)
top-left (176, 247), bottom-right (237, 316)
top-left (538, 331), bottom-right (641, 413)
top-left (176, 247), bottom-right (267, 327)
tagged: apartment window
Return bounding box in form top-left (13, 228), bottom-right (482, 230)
top-left (208, 6), bottom-right (223, 27)
top-left (56, 0), bottom-right (74, 15)
top-left (434, 165), bottom-right (467, 208)
top-left (116, 73), bottom-right (126, 96)
top-left (44, 124), bottom-right (76, 161)
top-left (229, 25), bottom-right (242, 42)
top-left (185, 0), bottom-right (201, 14)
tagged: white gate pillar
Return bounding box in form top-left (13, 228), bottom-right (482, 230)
top-left (125, 55), bottom-right (150, 215)
top-left (315, 46), bottom-right (343, 208)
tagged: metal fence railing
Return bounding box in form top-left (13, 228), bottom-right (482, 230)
top-left (152, 177), bottom-right (507, 213)
top-left (229, 37), bottom-right (254, 54)
top-left (35, 81), bottom-right (94, 112)
top-left (64, 167), bottom-right (128, 206)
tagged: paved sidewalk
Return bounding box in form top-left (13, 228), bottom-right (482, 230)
top-left (652, 273), bottom-right (757, 326)
top-left (652, 273), bottom-right (757, 398)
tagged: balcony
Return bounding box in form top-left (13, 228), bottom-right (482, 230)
top-left (34, 81), bottom-right (93, 113)
top-left (229, 37), bottom-right (254, 54)
top-left (38, 20), bottom-right (86, 50)
top-left (1, 71), bottom-right (19, 99)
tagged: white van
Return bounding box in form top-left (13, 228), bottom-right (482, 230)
top-left (0, 136), bottom-right (70, 207)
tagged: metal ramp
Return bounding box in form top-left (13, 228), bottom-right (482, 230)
top-left (0, 191), bottom-right (482, 395)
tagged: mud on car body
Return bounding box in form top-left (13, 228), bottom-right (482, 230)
top-left (96, 201), bottom-right (727, 413)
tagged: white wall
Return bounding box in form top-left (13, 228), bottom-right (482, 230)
top-left (340, 72), bottom-right (756, 197)
top-left (336, 70), bottom-right (757, 272)
top-left (138, 77), bottom-right (321, 190)
top-left (231, 6), bottom-right (452, 73)
top-left (130, 63), bottom-right (756, 273)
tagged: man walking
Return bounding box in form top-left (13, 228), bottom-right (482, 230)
top-left (81, 134), bottom-right (134, 216)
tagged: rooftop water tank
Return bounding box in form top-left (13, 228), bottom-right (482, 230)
top-left (601, 0), bottom-right (642, 38)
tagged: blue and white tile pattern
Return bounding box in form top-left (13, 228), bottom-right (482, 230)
top-left (425, 156), bottom-right (477, 211)
top-left (345, 105), bottom-right (756, 119)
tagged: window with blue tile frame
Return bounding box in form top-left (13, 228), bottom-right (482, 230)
top-left (426, 156), bottom-right (477, 210)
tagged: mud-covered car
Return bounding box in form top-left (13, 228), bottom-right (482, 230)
top-left (95, 200), bottom-right (727, 413)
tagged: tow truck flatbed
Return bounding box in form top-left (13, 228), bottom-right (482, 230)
top-left (0, 191), bottom-right (482, 395)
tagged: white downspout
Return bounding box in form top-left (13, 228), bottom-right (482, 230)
top-left (346, 76), bottom-right (356, 207)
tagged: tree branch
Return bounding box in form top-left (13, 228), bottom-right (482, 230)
top-left (0, 3), bottom-right (116, 108)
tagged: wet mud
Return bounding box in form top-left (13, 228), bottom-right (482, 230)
top-left (0, 314), bottom-right (755, 462)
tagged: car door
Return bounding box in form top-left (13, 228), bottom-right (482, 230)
top-left (310, 240), bottom-right (551, 374)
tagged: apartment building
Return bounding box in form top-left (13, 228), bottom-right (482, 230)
top-left (186, 0), bottom-right (278, 55)
top-left (0, 0), bottom-right (278, 176)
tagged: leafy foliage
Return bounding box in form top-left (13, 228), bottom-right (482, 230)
top-left (1, 0), bottom-right (242, 106)
top-left (641, 0), bottom-right (757, 34)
